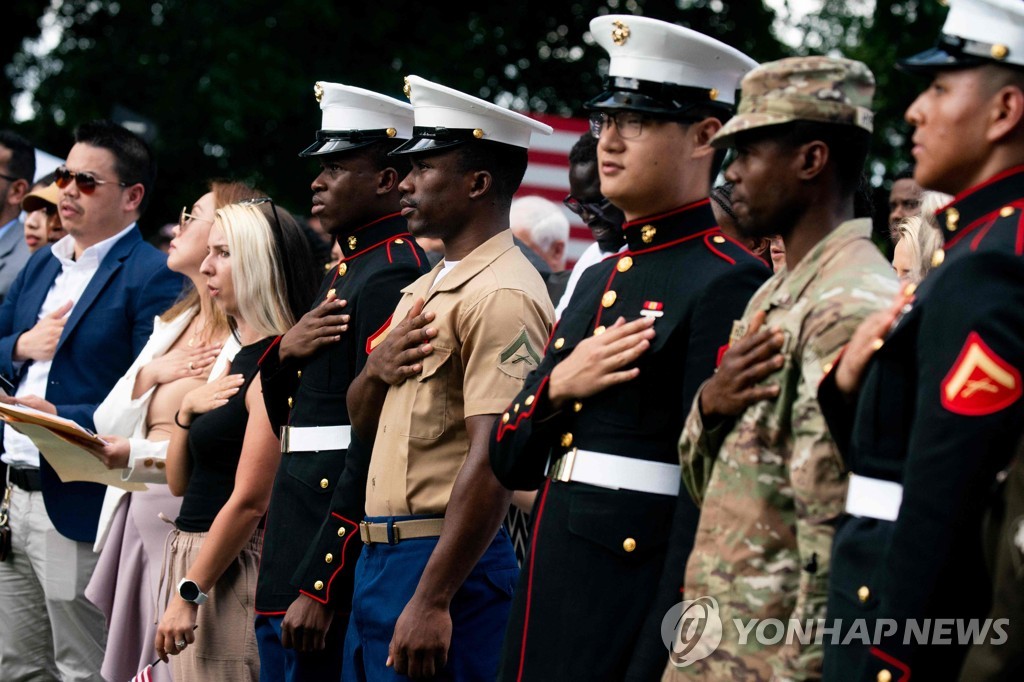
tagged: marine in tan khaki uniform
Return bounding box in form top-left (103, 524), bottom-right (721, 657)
top-left (666, 58), bottom-right (897, 681)
top-left (342, 75), bottom-right (554, 681)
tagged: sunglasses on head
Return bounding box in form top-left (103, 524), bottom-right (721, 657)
top-left (239, 196), bottom-right (283, 236)
top-left (54, 165), bottom-right (129, 194)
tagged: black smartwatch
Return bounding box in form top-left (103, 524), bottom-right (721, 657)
top-left (177, 578), bottom-right (209, 605)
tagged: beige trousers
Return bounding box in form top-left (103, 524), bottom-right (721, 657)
top-left (164, 528), bottom-right (262, 682)
top-left (0, 486), bottom-right (106, 682)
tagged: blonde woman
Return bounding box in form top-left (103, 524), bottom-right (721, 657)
top-left (892, 190), bottom-right (949, 285)
top-left (154, 199), bottom-right (318, 680)
top-left (82, 181), bottom-right (259, 682)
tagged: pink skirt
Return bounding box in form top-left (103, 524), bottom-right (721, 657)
top-left (86, 486), bottom-right (181, 682)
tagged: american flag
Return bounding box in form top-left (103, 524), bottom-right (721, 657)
top-left (518, 114), bottom-right (593, 267)
top-left (129, 663), bottom-right (155, 682)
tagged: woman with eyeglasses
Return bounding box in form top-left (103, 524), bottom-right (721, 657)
top-left (80, 181), bottom-right (260, 682)
top-left (154, 199), bottom-right (318, 680)
top-left (21, 174), bottom-right (60, 253)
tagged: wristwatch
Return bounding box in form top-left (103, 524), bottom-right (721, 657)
top-left (177, 578), bottom-right (209, 605)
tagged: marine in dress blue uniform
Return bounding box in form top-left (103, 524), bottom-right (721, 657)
top-left (254, 82), bottom-right (427, 682)
top-left (818, 2), bottom-right (1024, 679)
top-left (489, 16), bottom-right (769, 681)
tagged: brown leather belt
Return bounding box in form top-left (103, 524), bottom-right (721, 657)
top-left (360, 518), bottom-right (445, 545)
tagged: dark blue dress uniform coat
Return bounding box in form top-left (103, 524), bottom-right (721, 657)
top-left (819, 165), bottom-right (1024, 682)
top-left (490, 199), bottom-right (770, 681)
top-left (256, 212), bottom-right (427, 616)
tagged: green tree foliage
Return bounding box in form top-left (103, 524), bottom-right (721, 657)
top-left (4, 0), bottom-right (786, 234)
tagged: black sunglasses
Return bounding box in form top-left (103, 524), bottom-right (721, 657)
top-left (563, 194), bottom-right (615, 223)
top-left (239, 196), bottom-right (283, 237)
top-left (54, 165), bottom-right (129, 194)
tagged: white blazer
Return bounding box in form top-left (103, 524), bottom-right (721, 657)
top-left (92, 308), bottom-right (240, 552)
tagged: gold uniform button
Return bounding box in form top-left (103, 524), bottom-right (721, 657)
top-left (513, 403), bottom-right (520, 413)
top-left (593, 325), bottom-right (606, 336)
top-left (712, 235), bottom-right (726, 244)
top-left (931, 250), bottom-right (945, 267)
top-left (822, 362), bottom-right (833, 375)
top-left (622, 537), bottom-right (637, 552)
top-left (314, 580), bottom-right (324, 591)
top-left (573, 401), bottom-right (583, 413)
top-left (553, 338), bottom-right (565, 350)
top-left (297, 370), bottom-right (302, 379)
top-left (394, 238), bottom-right (405, 244)
top-left (502, 412), bottom-right (510, 424)
top-left (991, 43), bottom-right (1009, 60)
top-left (325, 553), bottom-right (333, 564)
top-left (616, 256), bottom-right (633, 273)
top-left (328, 288), bottom-right (336, 299)
top-left (338, 262), bottom-right (347, 276)
top-left (946, 208), bottom-right (959, 231)
top-left (903, 282), bottom-right (917, 297)
top-left (1000, 206), bottom-right (1015, 218)
top-left (602, 290), bottom-right (617, 308)
top-left (857, 585), bottom-right (870, 603)
top-left (525, 395), bottom-right (535, 406)
top-left (337, 526), bottom-right (346, 538)
top-left (288, 397), bottom-right (294, 408)
top-left (560, 433), bottom-right (573, 448)
top-left (877, 670), bottom-right (892, 682)
top-left (320, 478), bottom-right (329, 489)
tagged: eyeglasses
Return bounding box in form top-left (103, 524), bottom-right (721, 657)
top-left (589, 111), bottom-right (651, 140)
top-left (564, 194), bottom-right (615, 223)
top-left (239, 196), bottom-right (283, 236)
top-left (54, 166), bottom-right (129, 194)
top-left (179, 206), bottom-right (215, 230)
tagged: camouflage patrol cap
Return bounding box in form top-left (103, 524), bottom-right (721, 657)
top-left (711, 56), bottom-right (875, 149)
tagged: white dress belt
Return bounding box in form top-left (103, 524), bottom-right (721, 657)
top-left (844, 473), bottom-right (903, 522)
top-left (547, 448), bottom-right (680, 497)
top-left (280, 425), bottom-right (352, 453)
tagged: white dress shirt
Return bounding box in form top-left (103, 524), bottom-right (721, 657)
top-left (3, 224), bottom-right (137, 468)
top-left (553, 241), bottom-right (625, 319)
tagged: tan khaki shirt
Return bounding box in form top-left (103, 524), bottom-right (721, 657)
top-left (365, 230), bottom-right (554, 517)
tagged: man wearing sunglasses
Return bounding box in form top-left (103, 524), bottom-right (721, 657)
top-left (554, 131), bottom-right (627, 319)
top-left (253, 82), bottom-right (429, 682)
top-left (0, 120), bottom-right (184, 681)
top-left (489, 16), bottom-right (769, 681)
top-left (0, 131), bottom-right (36, 303)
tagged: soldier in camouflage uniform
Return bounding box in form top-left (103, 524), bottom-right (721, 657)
top-left (665, 57), bottom-right (898, 681)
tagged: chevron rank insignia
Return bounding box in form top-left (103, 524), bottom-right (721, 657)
top-left (499, 328), bottom-right (540, 380)
top-left (941, 331), bottom-right (1021, 416)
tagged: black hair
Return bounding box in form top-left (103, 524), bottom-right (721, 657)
top-left (772, 120), bottom-right (872, 196)
top-left (454, 140), bottom-right (529, 201)
top-left (32, 171), bottom-right (56, 189)
top-left (258, 202), bottom-right (320, 323)
top-left (73, 120), bottom-right (157, 214)
top-left (893, 168), bottom-right (915, 182)
top-left (0, 130), bottom-right (36, 182)
top-left (569, 132), bottom-right (598, 167)
top-left (356, 138), bottom-right (407, 173)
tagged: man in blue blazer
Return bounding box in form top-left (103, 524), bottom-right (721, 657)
top-left (0, 120), bottom-right (184, 681)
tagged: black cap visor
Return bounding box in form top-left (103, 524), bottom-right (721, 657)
top-left (898, 34), bottom-right (1001, 75)
top-left (390, 127), bottom-right (486, 156)
top-left (585, 77), bottom-right (733, 118)
top-left (298, 129), bottom-right (401, 157)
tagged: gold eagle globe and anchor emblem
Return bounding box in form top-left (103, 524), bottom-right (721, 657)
top-left (611, 20), bottom-right (631, 46)
top-left (313, 81), bottom-right (324, 103)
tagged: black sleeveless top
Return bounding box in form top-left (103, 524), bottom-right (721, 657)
top-left (175, 336), bottom-right (274, 533)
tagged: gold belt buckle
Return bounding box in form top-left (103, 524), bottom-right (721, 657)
top-left (550, 447), bottom-right (578, 483)
top-left (279, 426), bottom-right (290, 453)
